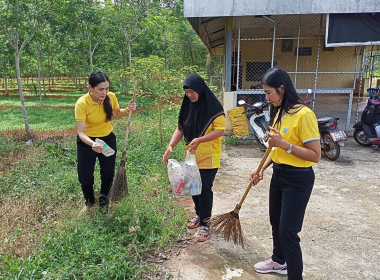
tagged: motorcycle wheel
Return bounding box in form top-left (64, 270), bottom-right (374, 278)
top-left (321, 132), bottom-right (340, 161)
top-left (353, 129), bottom-right (372, 147)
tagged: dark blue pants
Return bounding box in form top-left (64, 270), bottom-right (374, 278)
top-left (270, 163), bottom-right (314, 280)
top-left (192, 168), bottom-right (218, 227)
top-left (76, 132), bottom-right (117, 206)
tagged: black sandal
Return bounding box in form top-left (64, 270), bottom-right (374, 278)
top-left (187, 215), bottom-right (200, 229)
top-left (196, 226), bottom-right (211, 242)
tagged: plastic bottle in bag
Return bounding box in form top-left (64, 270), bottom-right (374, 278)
top-left (95, 138), bottom-right (115, 157)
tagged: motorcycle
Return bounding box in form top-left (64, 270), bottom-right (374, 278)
top-left (303, 89), bottom-right (346, 161)
top-left (238, 99), bottom-right (270, 150)
top-left (353, 97), bottom-right (380, 152)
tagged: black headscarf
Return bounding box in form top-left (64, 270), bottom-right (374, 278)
top-left (178, 73), bottom-right (225, 144)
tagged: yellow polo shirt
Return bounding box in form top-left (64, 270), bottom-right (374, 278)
top-left (270, 105), bottom-right (320, 167)
top-left (185, 115), bottom-right (225, 169)
top-left (75, 92), bottom-right (120, 137)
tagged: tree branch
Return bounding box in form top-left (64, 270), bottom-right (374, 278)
top-left (20, 30), bottom-right (36, 52)
top-left (0, 24), bottom-right (16, 49)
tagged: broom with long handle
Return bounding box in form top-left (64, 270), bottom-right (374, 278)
top-left (208, 145), bottom-right (272, 247)
top-left (108, 80), bottom-right (138, 202)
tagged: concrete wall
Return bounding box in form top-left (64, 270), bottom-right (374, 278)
top-left (184, 0), bottom-right (380, 17)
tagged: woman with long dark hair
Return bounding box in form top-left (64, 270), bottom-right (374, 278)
top-left (75, 71), bottom-right (137, 210)
top-left (162, 73), bottom-right (225, 242)
top-left (249, 67), bottom-right (321, 280)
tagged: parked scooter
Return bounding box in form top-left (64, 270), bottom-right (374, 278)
top-left (238, 99), bottom-right (270, 150)
top-left (353, 95), bottom-right (380, 152)
top-left (304, 89), bottom-right (346, 161)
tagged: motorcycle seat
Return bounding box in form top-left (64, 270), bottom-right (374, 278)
top-left (317, 117), bottom-right (335, 124)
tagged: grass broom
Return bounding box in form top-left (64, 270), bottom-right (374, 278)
top-left (108, 80), bottom-right (138, 202)
top-left (208, 145), bottom-right (272, 247)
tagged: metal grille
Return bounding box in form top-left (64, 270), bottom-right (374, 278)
top-left (232, 14), bottom-right (366, 131)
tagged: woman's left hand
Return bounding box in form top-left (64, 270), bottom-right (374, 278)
top-left (128, 100), bottom-right (137, 111)
top-left (267, 126), bottom-right (285, 148)
top-left (188, 138), bottom-right (201, 154)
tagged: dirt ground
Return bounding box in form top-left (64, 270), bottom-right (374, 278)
top-left (162, 137), bottom-right (380, 280)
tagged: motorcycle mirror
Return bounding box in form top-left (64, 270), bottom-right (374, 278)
top-left (238, 100), bottom-right (246, 106)
top-left (307, 89), bottom-right (312, 94)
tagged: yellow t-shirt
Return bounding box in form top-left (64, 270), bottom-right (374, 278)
top-left (75, 92), bottom-right (120, 137)
top-left (185, 115), bottom-right (225, 169)
top-left (270, 105), bottom-right (320, 167)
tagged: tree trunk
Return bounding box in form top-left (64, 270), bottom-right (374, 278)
top-left (83, 50), bottom-right (87, 93)
top-left (3, 58), bottom-right (8, 96)
top-left (127, 40), bottom-right (133, 85)
top-left (121, 43), bottom-right (128, 94)
top-left (188, 43), bottom-right (194, 65)
top-left (37, 42), bottom-right (43, 105)
top-left (48, 56), bottom-right (51, 90)
top-left (86, 23), bottom-right (94, 73)
top-left (15, 51), bottom-right (32, 140)
top-left (206, 52), bottom-right (212, 75)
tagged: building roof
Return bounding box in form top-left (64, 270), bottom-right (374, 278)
top-left (184, 0), bottom-right (380, 17)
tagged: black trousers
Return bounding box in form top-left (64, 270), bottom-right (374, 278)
top-left (192, 168), bottom-right (218, 227)
top-left (77, 132), bottom-right (117, 206)
top-left (270, 163), bottom-right (314, 280)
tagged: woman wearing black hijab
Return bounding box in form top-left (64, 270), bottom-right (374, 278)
top-left (162, 73), bottom-right (225, 242)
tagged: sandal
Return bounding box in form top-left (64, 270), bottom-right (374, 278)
top-left (187, 215), bottom-right (200, 229)
top-left (196, 226), bottom-right (211, 242)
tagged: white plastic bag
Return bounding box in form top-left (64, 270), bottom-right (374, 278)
top-left (167, 151), bottom-right (202, 197)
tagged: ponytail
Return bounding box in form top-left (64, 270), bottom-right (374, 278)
top-left (104, 95), bottom-right (113, 122)
top-left (88, 70), bottom-right (113, 122)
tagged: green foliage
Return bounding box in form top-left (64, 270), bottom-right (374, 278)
top-left (222, 133), bottom-right (240, 146)
top-left (0, 102), bottom-right (188, 278)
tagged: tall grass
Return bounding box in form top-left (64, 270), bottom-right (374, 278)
top-left (0, 103), bottom-right (188, 279)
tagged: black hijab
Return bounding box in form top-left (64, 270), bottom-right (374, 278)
top-left (178, 73), bottom-right (225, 144)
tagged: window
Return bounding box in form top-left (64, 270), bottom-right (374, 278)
top-left (294, 47), bottom-right (312, 56)
top-left (282, 39), bottom-right (293, 52)
top-left (246, 62), bottom-right (272, 81)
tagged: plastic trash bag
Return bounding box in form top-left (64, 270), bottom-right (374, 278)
top-left (167, 151), bottom-right (202, 197)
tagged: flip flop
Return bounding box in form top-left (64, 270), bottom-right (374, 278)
top-left (187, 215), bottom-right (200, 229)
top-left (196, 226), bottom-right (211, 242)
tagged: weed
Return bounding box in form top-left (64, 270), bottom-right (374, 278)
top-left (0, 101), bottom-right (188, 278)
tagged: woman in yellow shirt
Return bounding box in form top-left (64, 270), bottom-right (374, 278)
top-left (162, 73), bottom-right (225, 242)
top-left (75, 71), bottom-right (136, 211)
top-left (249, 67), bottom-right (320, 280)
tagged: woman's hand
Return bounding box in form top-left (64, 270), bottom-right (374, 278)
top-left (188, 138), bottom-right (201, 154)
top-left (92, 141), bottom-right (103, 154)
top-left (128, 100), bottom-right (137, 111)
top-left (162, 146), bottom-right (173, 165)
top-left (249, 168), bottom-right (264, 186)
top-left (267, 126), bottom-right (286, 148)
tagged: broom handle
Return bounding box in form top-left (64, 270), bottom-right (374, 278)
top-left (238, 145), bottom-right (272, 206)
top-left (120, 80), bottom-right (138, 161)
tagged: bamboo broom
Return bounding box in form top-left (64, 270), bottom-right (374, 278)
top-left (208, 146), bottom-right (272, 247)
top-left (108, 80), bottom-right (138, 202)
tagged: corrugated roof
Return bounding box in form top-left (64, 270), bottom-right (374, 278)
top-left (184, 0), bottom-right (380, 17)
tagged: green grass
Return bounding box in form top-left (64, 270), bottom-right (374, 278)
top-left (0, 94), bottom-right (159, 108)
top-left (0, 95), bottom-right (164, 133)
top-left (0, 107), bottom-right (75, 131)
top-left (0, 96), bottom-right (188, 278)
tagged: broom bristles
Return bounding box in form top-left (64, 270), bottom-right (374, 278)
top-left (208, 205), bottom-right (245, 247)
top-left (108, 164), bottom-right (128, 202)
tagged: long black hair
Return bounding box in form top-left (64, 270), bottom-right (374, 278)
top-left (88, 71), bottom-right (113, 122)
top-left (261, 67), bottom-right (304, 128)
